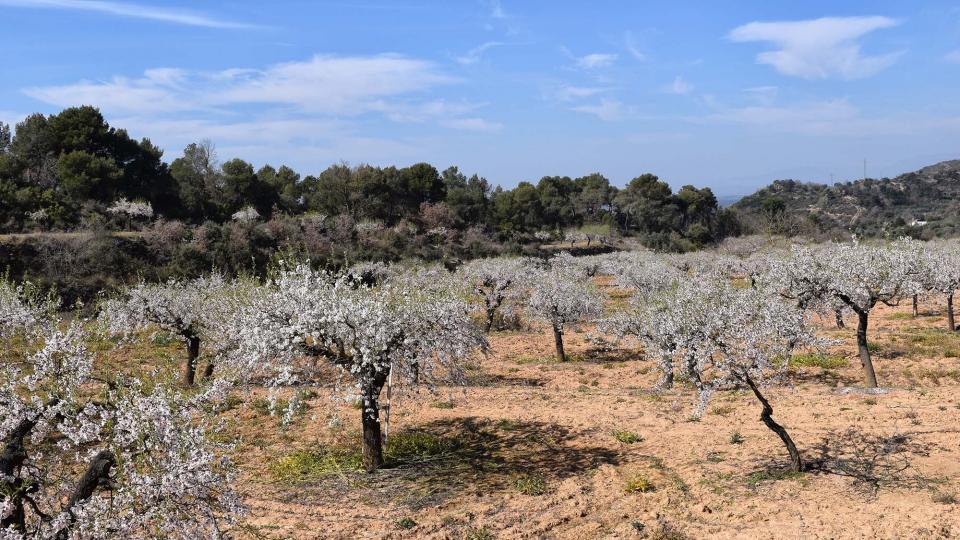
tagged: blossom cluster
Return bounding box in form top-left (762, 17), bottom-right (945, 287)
top-left (107, 198), bottom-right (154, 219)
top-left (1, 321), bottom-right (242, 538)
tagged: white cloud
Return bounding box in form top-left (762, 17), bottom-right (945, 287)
top-left (456, 41), bottom-right (503, 65)
top-left (742, 86), bottom-right (778, 105)
top-left (729, 16), bottom-right (901, 79)
top-left (441, 117), bottom-right (503, 132)
top-left (216, 55), bottom-right (456, 113)
top-left (624, 32), bottom-right (646, 61)
top-left (25, 54), bottom-right (457, 116)
top-left (664, 76), bottom-right (693, 95)
top-left (555, 85), bottom-right (608, 101)
top-left (0, 0), bottom-right (255, 28)
top-left (108, 114), bottom-right (425, 170)
top-left (575, 53), bottom-right (617, 69)
top-left (0, 110), bottom-right (28, 128)
top-left (945, 49), bottom-right (960, 64)
top-left (707, 99), bottom-right (858, 133)
top-left (570, 99), bottom-right (627, 121)
top-left (489, 0), bottom-right (506, 19)
top-left (25, 69), bottom-right (195, 114)
top-left (21, 53), bottom-right (499, 167)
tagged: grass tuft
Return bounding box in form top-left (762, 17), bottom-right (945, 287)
top-left (269, 430), bottom-right (460, 483)
top-left (624, 473), bottom-right (655, 493)
top-left (395, 517), bottom-right (417, 529)
top-left (612, 430), bottom-right (643, 444)
top-left (465, 526), bottom-right (494, 540)
top-left (431, 400), bottom-right (455, 409)
top-left (513, 474), bottom-right (548, 495)
top-left (792, 352), bottom-right (847, 369)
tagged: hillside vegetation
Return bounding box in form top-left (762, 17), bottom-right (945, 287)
top-left (733, 160), bottom-right (960, 239)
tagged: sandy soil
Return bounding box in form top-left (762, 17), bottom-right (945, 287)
top-left (225, 299), bottom-right (960, 540)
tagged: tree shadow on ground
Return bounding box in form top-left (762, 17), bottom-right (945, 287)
top-left (804, 428), bottom-right (938, 494)
top-left (278, 417), bottom-right (622, 509)
top-left (788, 367), bottom-right (861, 387)
top-left (464, 373), bottom-right (545, 387)
top-left (577, 345), bottom-right (646, 365)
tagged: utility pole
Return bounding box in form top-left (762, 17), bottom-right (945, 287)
top-left (863, 159), bottom-right (867, 180)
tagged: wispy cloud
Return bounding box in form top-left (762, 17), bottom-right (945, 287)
top-left (555, 85), bottom-right (608, 101)
top-left (489, 0), bottom-right (506, 19)
top-left (575, 53), bottom-right (617, 69)
top-left (26, 54), bottom-right (458, 115)
top-left (23, 53), bottom-right (499, 149)
top-left (742, 86), bottom-right (778, 105)
top-left (570, 98), bottom-right (627, 121)
top-left (729, 16), bottom-right (901, 79)
top-left (945, 49), bottom-right (960, 64)
top-left (441, 117), bottom-right (503, 132)
top-left (456, 41), bottom-right (503, 65)
top-left (0, 0), bottom-right (256, 29)
top-left (624, 32), bottom-right (646, 61)
top-left (703, 99), bottom-right (860, 134)
top-left (21, 54), bottom-right (501, 169)
top-left (664, 76), bottom-right (693, 95)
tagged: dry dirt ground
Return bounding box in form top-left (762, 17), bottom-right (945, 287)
top-left (216, 296), bottom-right (960, 540)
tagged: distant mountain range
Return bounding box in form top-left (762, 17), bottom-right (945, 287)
top-left (730, 160), bottom-right (960, 239)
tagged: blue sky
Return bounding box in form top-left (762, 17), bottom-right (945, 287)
top-left (2, 0), bottom-right (960, 196)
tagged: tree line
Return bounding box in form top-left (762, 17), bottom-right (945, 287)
top-left (1, 106), bottom-right (739, 250)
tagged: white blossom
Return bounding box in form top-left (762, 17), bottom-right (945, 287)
top-left (100, 274), bottom-right (256, 385)
top-left (525, 254), bottom-right (604, 362)
top-left (232, 264), bottom-right (488, 470)
top-left (767, 238), bottom-right (924, 387)
top-left (230, 206), bottom-right (259, 223)
top-left (1, 323), bottom-right (242, 538)
top-left (107, 198), bottom-right (154, 219)
top-left (458, 257), bottom-right (534, 332)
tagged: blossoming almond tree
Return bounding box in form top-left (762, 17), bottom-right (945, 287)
top-left (0, 279), bottom-right (56, 339)
top-left (237, 265), bottom-right (488, 472)
top-left (101, 274), bottom-right (254, 386)
top-left (601, 251), bottom-right (681, 293)
top-left (638, 275), bottom-right (817, 472)
top-left (924, 241), bottom-right (960, 331)
top-left (526, 255), bottom-right (604, 362)
top-left (0, 323), bottom-right (241, 538)
top-left (770, 239), bottom-right (924, 388)
top-left (458, 257), bottom-right (533, 332)
top-left (598, 271), bottom-right (690, 389)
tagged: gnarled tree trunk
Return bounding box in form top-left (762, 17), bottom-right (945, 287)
top-left (834, 308), bottom-right (845, 329)
top-left (658, 352), bottom-right (675, 389)
top-left (856, 310), bottom-right (879, 388)
top-left (552, 323), bottom-right (566, 362)
top-left (202, 361), bottom-right (215, 380)
top-left (1, 418), bottom-right (36, 532)
top-left (360, 370), bottom-right (389, 472)
top-left (182, 332), bottom-right (200, 386)
top-left (744, 375), bottom-right (802, 473)
top-left (912, 294), bottom-right (919, 317)
top-left (948, 293), bottom-right (956, 332)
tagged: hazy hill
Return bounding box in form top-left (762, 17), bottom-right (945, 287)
top-left (731, 160), bottom-right (960, 239)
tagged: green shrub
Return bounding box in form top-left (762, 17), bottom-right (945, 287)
top-left (612, 430), bottom-right (643, 444)
top-left (625, 473), bottom-right (654, 493)
top-left (396, 517), bottom-right (417, 529)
